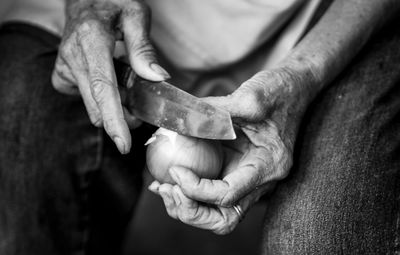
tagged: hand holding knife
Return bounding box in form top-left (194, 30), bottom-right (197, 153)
top-left (114, 60), bottom-right (236, 140)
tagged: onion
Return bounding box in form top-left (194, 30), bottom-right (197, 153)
top-left (145, 128), bottom-right (223, 184)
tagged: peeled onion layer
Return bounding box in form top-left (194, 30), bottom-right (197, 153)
top-left (146, 128), bottom-right (223, 184)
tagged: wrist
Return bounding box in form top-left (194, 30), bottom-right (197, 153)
top-left (277, 54), bottom-right (323, 105)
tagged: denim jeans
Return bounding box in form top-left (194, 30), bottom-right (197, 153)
top-left (0, 23), bottom-right (155, 255)
top-left (261, 17), bottom-right (400, 255)
top-left (0, 18), bottom-right (399, 255)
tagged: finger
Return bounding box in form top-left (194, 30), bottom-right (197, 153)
top-left (79, 25), bottom-right (131, 154)
top-left (158, 184), bottom-right (178, 219)
top-left (52, 57), bottom-right (79, 95)
top-left (55, 40), bottom-right (103, 126)
top-left (148, 180), bottom-right (161, 194)
top-left (72, 67), bottom-right (104, 127)
top-left (122, 1), bottom-right (170, 81)
top-left (201, 84), bottom-right (266, 123)
top-left (171, 186), bottom-right (239, 235)
top-left (169, 156), bottom-right (266, 207)
top-left (217, 182), bottom-right (275, 226)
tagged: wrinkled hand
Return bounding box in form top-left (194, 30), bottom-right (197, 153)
top-left (149, 70), bottom-right (307, 234)
top-left (52, 0), bottom-right (169, 154)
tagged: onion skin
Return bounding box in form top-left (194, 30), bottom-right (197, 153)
top-left (146, 128), bottom-right (223, 184)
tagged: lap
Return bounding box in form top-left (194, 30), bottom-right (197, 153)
top-left (261, 17), bottom-right (400, 255)
top-left (0, 23), bottom-right (149, 255)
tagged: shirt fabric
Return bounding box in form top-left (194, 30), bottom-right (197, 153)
top-left (1, 0), bottom-right (322, 95)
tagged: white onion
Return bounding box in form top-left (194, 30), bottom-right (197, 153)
top-left (145, 128), bottom-right (223, 184)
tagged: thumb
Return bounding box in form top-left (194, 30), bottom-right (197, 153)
top-left (121, 2), bottom-right (170, 81)
top-left (169, 164), bottom-right (260, 207)
top-left (202, 85), bottom-right (266, 122)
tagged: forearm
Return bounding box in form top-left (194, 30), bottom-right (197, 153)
top-left (279, 0), bottom-right (400, 101)
top-left (253, 0), bottom-right (399, 148)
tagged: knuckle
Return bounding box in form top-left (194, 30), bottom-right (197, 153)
top-left (136, 38), bottom-right (153, 52)
top-left (217, 188), bottom-right (236, 207)
top-left (179, 213), bottom-right (193, 223)
top-left (126, 1), bottom-right (150, 17)
top-left (91, 79), bottom-right (107, 100)
top-left (246, 88), bottom-right (267, 119)
top-left (51, 71), bottom-right (63, 89)
top-left (130, 38), bottom-right (155, 58)
top-left (233, 85), bottom-right (266, 121)
top-left (76, 19), bottom-right (102, 40)
top-left (80, 19), bottom-right (100, 32)
top-left (51, 69), bottom-right (75, 92)
top-left (219, 193), bottom-right (235, 207)
top-left (178, 207), bottom-right (201, 224)
top-left (59, 45), bottom-right (72, 60)
top-left (90, 76), bottom-right (114, 105)
top-left (89, 114), bottom-right (103, 127)
top-left (166, 209), bottom-right (177, 220)
top-left (275, 146), bottom-right (292, 180)
top-left (179, 211), bottom-right (197, 224)
top-left (262, 125), bottom-right (293, 181)
top-left (215, 228), bottom-right (233, 235)
top-left (213, 180), bottom-right (236, 207)
top-left (214, 222), bottom-right (235, 235)
top-left (55, 66), bottom-right (69, 80)
top-left (92, 118), bottom-right (103, 128)
top-left (59, 37), bottom-right (76, 57)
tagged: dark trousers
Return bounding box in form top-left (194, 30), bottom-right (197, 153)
top-left (0, 23), bottom-right (153, 255)
top-left (0, 20), bottom-right (399, 255)
top-left (261, 18), bottom-right (400, 254)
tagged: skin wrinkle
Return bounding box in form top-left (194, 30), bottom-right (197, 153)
top-left (175, 190), bottom-right (222, 231)
top-left (129, 38), bottom-right (155, 59)
top-left (239, 161), bottom-right (265, 186)
top-left (54, 0), bottom-right (170, 154)
top-left (213, 210), bottom-right (233, 235)
top-left (61, 42), bottom-right (103, 125)
top-left (179, 205), bottom-right (199, 223)
top-left (213, 180), bottom-right (232, 206)
top-left (54, 0), bottom-right (400, 237)
top-left (240, 120), bottom-right (291, 181)
top-left (89, 76), bottom-right (114, 103)
top-left (219, 181), bottom-right (246, 206)
top-left (238, 71), bottom-right (291, 122)
top-left (218, 209), bottom-right (236, 234)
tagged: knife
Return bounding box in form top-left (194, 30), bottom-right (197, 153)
top-left (114, 60), bottom-right (236, 140)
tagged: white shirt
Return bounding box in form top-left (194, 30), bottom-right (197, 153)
top-left (1, 0), bottom-right (321, 95)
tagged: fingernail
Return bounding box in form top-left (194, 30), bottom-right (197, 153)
top-left (114, 136), bottom-right (127, 154)
top-left (169, 168), bottom-right (181, 185)
top-left (148, 182), bottom-right (160, 194)
top-left (150, 63), bottom-right (171, 79)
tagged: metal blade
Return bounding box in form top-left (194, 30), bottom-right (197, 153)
top-left (126, 79), bottom-right (236, 140)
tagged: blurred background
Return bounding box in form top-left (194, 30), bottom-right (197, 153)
top-left (0, 1), bottom-right (11, 17)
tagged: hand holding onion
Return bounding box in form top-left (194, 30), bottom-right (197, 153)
top-left (146, 128), bottom-right (223, 184)
top-left (148, 71), bottom-right (297, 235)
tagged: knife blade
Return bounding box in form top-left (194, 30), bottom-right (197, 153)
top-left (114, 60), bottom-right (236, 140)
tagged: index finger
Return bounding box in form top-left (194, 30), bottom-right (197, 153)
top-left (80, 25), bottom-right (131, 153)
